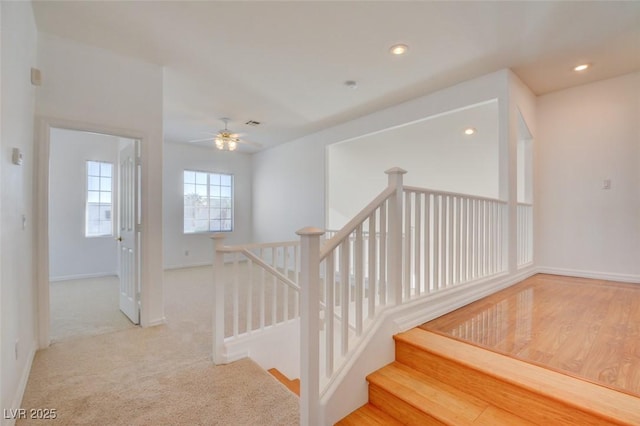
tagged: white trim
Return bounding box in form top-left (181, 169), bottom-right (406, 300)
top-left (537, 266), bottom-right (640, 284)
top-left (145, 317), bottom-right (166, 327)
top-left (49, 272), bottom-right (117, 282)
top-left (163, 262), bottom-right (212, 271)
top-left (6, 341), bottom-right (37, 426)
top-left (36, 116), bottom-right (147, 348)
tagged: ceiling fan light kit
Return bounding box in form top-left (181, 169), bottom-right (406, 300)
top-left (214, 118), bottom-right (240, 151)
top-left (215, 130), bottom-right (239, 151)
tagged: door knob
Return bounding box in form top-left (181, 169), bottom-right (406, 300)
top-left (116, 236), bottom-right (123, 242)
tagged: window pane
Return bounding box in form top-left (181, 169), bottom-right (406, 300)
top-left (195, 172), bottom-right (207, 185)
top-left (87, 220), bottom-right (100, 234)
top-left (86, 160), bottom-right (114, 237)
top-left (101, 162), bottom-right (112, 177)
top-left (88, 176), bottom-right (100, 191)
top-left (100, 177), bottom-right (112, 191)
top-left (99, 205), bottom-right (111, 219)
top-left (184, 171), bottom-right (196, 184)
top-left (99, 221), bottom-right (112, 235)
top-left (87, 161), bottom-right (100, 176)
top-left (100, 192), bottom-right (112, 204)
top-left (88, 191), bottom-right (100, 203)
top-left (184, 170), bottom-right (233, 233)
top-left (196, 184), bottom-right (207, 197)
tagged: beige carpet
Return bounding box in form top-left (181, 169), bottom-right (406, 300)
top-left (19, 266), bottom-right (299, 425)
top-left (49, 276), bottom-right (136, 342)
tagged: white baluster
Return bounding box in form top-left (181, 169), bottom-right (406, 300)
top-left (211, 234), bottom-right (226, 364)
top-left (385, 167), bottom-right (406, 305)
top-left (297, 227), bottom-right (324, 426)
top-left (355, 224), bottom-right (363, 336)
top-left (368, 212), bottom-right (376, 318)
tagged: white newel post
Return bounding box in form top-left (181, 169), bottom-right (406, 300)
top-left (385, 167), bottom-right (407, 305)
top-left (297, 226), bottom-right (325, 426)
top-left (211, 234), bottom-right (226, 364)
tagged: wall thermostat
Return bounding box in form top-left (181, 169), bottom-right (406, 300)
top-left (12, 148), bottom-right (23, 165)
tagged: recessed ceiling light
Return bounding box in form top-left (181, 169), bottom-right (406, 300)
top-left (464, 127), bottom-right (476, 136)
top-left (573, 63), bottom-right (590, 72)
top-left (389, 44), bottom-right (409, 55)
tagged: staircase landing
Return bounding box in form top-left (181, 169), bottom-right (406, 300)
top-left (338, 328), bottom-right (640, 425)
top-left (337, 274), bottom-right (640, 425)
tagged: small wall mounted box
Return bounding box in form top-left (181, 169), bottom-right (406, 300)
top-left (12, 148), bottom-right (23, 165)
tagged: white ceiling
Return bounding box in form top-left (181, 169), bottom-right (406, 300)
top-left (32, 1), bottom-right (640, 152)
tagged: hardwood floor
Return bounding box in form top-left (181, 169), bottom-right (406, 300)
top-left (420, 274), bottom-right (640, 396)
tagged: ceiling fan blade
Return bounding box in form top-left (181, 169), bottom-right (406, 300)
top-left (238, 138), bottom-right (263, 148)
top-left (187, 137), bottom-right (215, 143)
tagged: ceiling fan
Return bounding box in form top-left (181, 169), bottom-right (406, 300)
top-left (187, 118), bottom-right (262, 151)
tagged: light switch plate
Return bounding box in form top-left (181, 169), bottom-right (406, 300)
top-left (12, 148), bottom-right (23, 165)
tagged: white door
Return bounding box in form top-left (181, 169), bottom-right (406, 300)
top-left (117, 139), bottom-right (140, 324)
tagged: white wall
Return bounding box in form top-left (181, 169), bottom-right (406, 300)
top-left (252, 70), bottom-right (509, 242)
top-left (327, 100), bottom-right (499, 229)
top-left (0, 1), bottom-right (39, 420)
top-left (536, 72), bottom-right (640, 280)
top-left (36, 33), bottom-right (165, 326)
top-left (163, 142), bottom-right (253, 269)
top-left (49, 128), bottom-right (119, 280)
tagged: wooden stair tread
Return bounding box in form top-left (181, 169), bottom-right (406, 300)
top-left (267, 368), bottom-right (300, 396)
top-left (368, 362), bottom-right (487, 425)
top-left (394, 328), bottom-right (640, 425)
top-left (334, 403), bottom-right (403, 425)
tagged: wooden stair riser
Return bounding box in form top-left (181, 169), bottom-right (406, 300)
top-left (334, 403), bottom-right (404, 426)
top-left (369, 384), bottom-right (448, 425)
top-left (395, 340), bottom-right (622, 426)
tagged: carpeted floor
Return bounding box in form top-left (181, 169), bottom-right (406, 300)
top-left (19, 266), bottom-right (299, 425)
top-left (49, 276), bottom-right (136, 342)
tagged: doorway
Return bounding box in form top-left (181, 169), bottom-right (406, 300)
top-left (46, 126), bottom-right (140, 342)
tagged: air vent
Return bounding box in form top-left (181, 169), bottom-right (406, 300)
top-left (245, 120), bottom-right (261, 126)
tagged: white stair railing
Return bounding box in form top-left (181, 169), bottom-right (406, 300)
top-left (298, 168), bottom-right (510, 425)
top-left (211, 235), bottom-right (301, 364)
top-left (209, 167), bottom-right (523, 425)
top-left (517, 202), bottom-right (533, 266)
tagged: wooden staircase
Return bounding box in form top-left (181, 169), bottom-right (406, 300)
top-left (337, 328), bottom-right (640, 425)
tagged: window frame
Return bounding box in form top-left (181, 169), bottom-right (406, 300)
top-left (85, 160), bottom-right (114, 238)
top-left (183, 169), bottom-right (234, 234)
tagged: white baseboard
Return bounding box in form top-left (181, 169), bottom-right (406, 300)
top-left (145, 317), bottom-right (166, 327)
top-left (537, 266), bottom-right (640, 284)
top-left (49, 272), bottom-right (117, 282)
top-left (163, 261), bottom-right (212, 271)
top-left (5, 340), bottom-right (37, 426)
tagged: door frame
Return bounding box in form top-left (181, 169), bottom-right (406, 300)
top-left (35, 117), bottom-right (144, 348)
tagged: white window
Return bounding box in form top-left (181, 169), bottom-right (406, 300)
top-left (86, 160), bottom-right (113, 237)
top-left (184, 170), bottom-right (233, 233)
